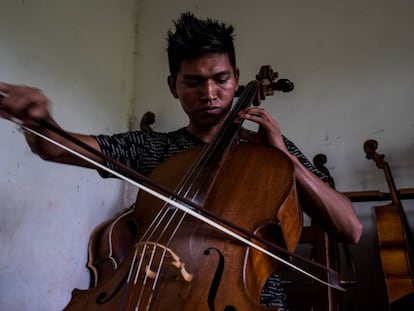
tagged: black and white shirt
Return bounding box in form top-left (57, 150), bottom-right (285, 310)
top-left (95, 127), bottom-right (327, 181)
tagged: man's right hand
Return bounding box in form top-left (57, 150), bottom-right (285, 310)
top-left (0, 83), bottom-right (51, 126)
top-left (0, 82), bottom-right (103, 168)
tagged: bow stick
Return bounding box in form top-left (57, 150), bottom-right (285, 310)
top-left (0, 91), bottom-right (343, 291)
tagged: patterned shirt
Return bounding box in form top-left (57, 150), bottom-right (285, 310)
top-left (95, 127), bottom-right (326, 180)
top-left (94, 127), bottom-right (327, 310)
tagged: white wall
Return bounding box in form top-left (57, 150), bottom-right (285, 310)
top-left (0, 1), bottom-right (137, 310)
top-left (134, 0), bottom-right (414, 192)
top-left (1, 0), bottom-right (414, 310)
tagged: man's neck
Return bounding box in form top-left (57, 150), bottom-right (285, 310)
top-left (186, 124), bottom-right (219, 144)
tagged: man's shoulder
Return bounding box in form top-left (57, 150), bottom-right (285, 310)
top-left (136, 127), bottom-right (192, 142)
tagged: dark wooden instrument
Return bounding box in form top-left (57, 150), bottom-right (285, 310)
top-left (86, 205), bottom-right (139, 288)
top-left (364, 139), bottom-right (414, 309)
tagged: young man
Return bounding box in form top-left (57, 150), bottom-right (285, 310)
top-left (0, 12), bottom-right (362, 310)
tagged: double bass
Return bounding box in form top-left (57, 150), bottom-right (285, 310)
top-left (65, 66), bottom-right (303, 311)
top-left (364, 139), bottom-right (414, 310)
top-left (85, 66), bottom-right (300, 289)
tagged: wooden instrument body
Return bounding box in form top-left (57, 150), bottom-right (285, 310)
top-left (374, 204), bottom-right (414, 304)
top-left (87, 207), bottom-right (139, 288)
top-left (64, 142), bottom-right (302, 310)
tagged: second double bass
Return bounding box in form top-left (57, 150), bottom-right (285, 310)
top-left (364, 139), bottom-right (414, 309)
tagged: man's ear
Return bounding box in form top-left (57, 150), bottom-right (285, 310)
top-left (234, 68), bottom-right (240, 91)
top-left (167, 76), bottom-right (178, 98)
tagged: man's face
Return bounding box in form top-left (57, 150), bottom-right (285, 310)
top-left (168, 53), bottom-right (239, 131)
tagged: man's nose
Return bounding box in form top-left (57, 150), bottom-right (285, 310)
top-left (201, 80), bottom-right (217, 102)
